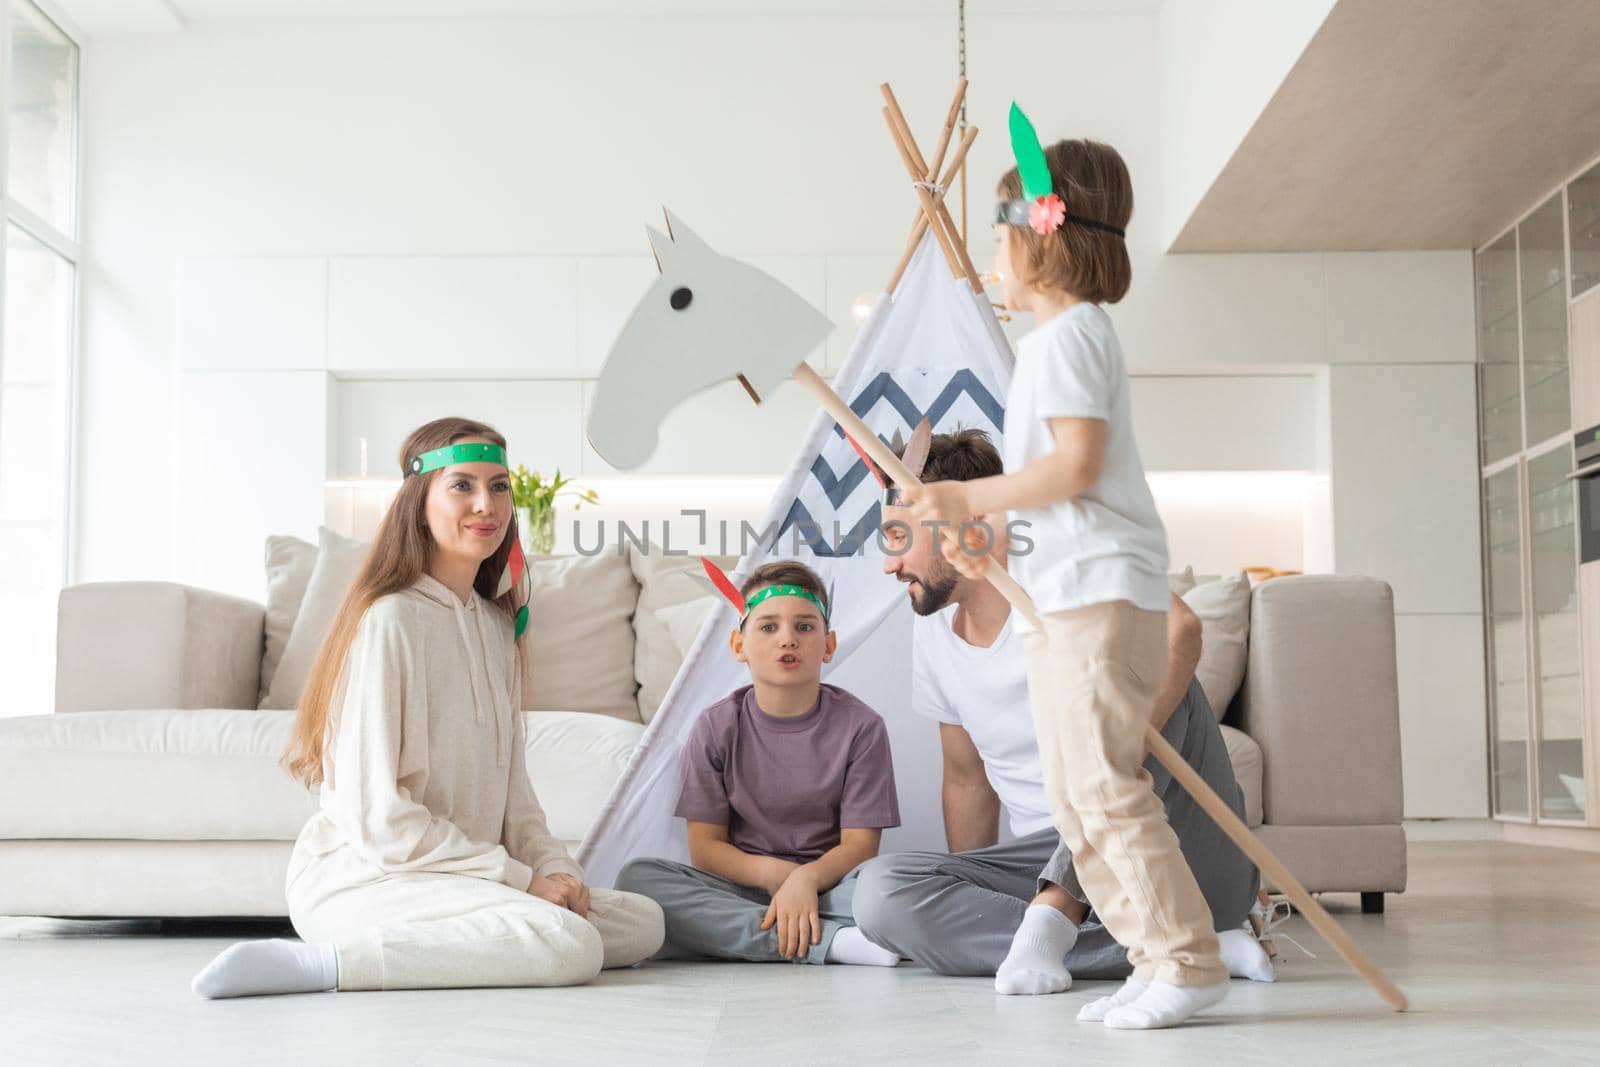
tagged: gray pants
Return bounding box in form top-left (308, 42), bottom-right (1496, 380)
top-left (853, 679), bottom-right (1259, 979)
top-left (616, 858), bottom-right (863, 965)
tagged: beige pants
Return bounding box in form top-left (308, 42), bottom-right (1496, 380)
top-left (288, 848), bottom-right (665, 991)
top-left (1023, 600), bottom-right (1225, 987)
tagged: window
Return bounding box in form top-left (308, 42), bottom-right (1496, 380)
top-left (2, 0), bottom-right (79, 716)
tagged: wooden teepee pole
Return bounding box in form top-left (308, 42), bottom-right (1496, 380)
top-left (925, 78), bottom-right (968, 190)
top-left (881, 84), bottom-right (983, 292)
top-left (885, 127), bottom-right (977, 296)
top-left (879, 82), bottom-right (983, 295)
top-left (882, 108), bottom-right (962, 281)
top-left (886, 79), bottom-right (967, 295)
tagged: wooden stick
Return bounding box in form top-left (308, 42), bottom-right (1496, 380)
top-left (882, 113), bottom-right (983, 295)
top-left (882, 100), bottom-right (979, 290)
top-left (882, 108), bottom-right (968, 286)
top-left (880, 85), bottom-right (934, 183)
top-left (924, 77), bottom-right (968, 184)
top-left (1146, 729), bottom-right (1410, 1012)
top-left (885, 127), bottom-right (979, 295)
top-left (881, 84), bottom-right (983, 292)
top-left (883, 78), bottom-right (966, 296)
top-left (960, 155), bottom-right (968, 245)
top-left (788, 359), bottom-right (1410, 1014)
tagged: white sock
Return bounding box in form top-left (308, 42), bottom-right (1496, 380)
top-left (994, 904), bottom-right (1077, 996)
top-left (1076, 977), bottom-right (1147, 1021)
top-left (1102, 980), bottom-right (1228, 1030)
top-left (191, 938), bottom-right (339, 999)
top-left (824, 926), bottom-right (900, 967)
top-left (1218, 926), bottom-right (1275, 983)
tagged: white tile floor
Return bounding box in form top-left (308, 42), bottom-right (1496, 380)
top-left (3, 841), bottom-right (1599, 1065)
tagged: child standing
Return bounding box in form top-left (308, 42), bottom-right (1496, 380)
top-left (618, 561), bottom-right (902, 967)
top-left (902, 109), bottom-right (1227, 1029)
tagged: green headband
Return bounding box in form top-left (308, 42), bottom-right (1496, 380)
top-left (407, 442), bottom-right (507, 477)
top-left (742, 584), bottom-right (830, 626)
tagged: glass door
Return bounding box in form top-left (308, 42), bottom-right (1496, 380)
top-left (1571, 159), bottom-right (1600, 300)
top-left (1484, 464), bottom-right (1529, 817)
top-left (1520, 193), bottom-right (1570, 448)
top-left (1478, 232), bottom-right (1522, 466)
top-left (1528, 445), bottom-right (1585, 820)
top-left (1, 1), bottom-right (80, 717)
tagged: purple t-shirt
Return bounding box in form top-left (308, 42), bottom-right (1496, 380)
top-left (674, 683), bottom-right (900, 863)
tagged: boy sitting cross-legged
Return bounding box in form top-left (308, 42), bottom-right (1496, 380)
top-left (617, 560), bottom-right (902, 967)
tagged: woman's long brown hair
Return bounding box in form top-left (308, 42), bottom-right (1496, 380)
top-left (284, 417), bottom-right (526, 788)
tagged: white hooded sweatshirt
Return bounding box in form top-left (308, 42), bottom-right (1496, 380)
top-left (289, 573), bottom-right (580, 893)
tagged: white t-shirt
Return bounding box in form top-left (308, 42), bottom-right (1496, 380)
top-left (1002, 302), bottom-right (1169, 632)
top-left (912, 604), bottom-right (1054, 837)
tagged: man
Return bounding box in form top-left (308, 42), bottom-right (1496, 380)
top-left (853, 429), bottom-right (1269, 995)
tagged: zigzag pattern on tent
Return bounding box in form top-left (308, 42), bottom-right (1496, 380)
top-left (837, 369), bottom-right (1008, 437)
top-left (776, 370), bottom-right (1008, 556)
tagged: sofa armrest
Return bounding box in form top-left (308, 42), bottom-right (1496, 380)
top-left (55, 582), bottom-right (264, 712)
top-left (1232, 575), bottom-right (1403, 827)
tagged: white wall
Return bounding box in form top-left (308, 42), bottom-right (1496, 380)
top-left (76, 11), bottom-right (1161, 582)
top-left (73, 13), bottom-right (1484, 815)
top-left (1157, 0), bottom-right (1335, 250)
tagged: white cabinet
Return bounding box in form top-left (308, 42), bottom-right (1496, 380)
top-left (1132, 375), bottom-right (1317, 472)
top-left (328, 257), bottom-right (579, 374)
top-left (333, 379), bottom-right (584, 479)
top-left (579, 377), bottom-right (822, 478)
top-left (1332, 364), bottom-right (1482, 616)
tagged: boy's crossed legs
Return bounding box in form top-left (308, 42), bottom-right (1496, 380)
top-left (617, 858), bottom-right (896, 966)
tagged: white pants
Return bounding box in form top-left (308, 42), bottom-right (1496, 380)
top-left (289, 849), bottom-right (665, 991)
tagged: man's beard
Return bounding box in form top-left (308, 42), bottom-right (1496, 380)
top-left (907, 563), bottom-right (960, 616)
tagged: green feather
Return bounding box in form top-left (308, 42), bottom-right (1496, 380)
top-left (1008, 102), bottom-right (1054, 202)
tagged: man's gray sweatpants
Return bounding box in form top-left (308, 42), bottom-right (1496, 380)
top-left (616, 857), bottom-right (864, 965)
top-left (853, 679), bottom-right (1258, 979)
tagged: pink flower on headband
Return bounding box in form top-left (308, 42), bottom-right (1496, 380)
top-left (1029, 193), bottom-right (1066, 235)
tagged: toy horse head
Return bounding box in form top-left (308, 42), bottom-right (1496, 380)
top-left (586, 210), bottom-right (835, 470)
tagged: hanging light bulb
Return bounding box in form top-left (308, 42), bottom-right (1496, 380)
top-left (850, 292), bottom-right (877, 322)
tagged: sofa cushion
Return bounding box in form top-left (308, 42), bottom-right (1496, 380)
top-left (0, 709), bottom-right (316, 840)
top-left (629, 544), bottom-right (739, 723)
top-left (523, 711), bottom-right (646, 845)
top-left (260, 534), bottom-right (317, 702)
top-left (260, 529), bottom-right (641, 721)
top-left (523, 554), bottom-right (641, 721)
top-left (1218, 724), bottom-right (1264, 828)
top-left (656, 596), bottom-right (719, 658)
top-left (260, 527), bottom-right (368, 710)
top-left (1182, 572), bottom-right (1253, 722)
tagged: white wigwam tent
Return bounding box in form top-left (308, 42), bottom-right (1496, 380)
top-left (578, 84), bottom-right (1017, 888)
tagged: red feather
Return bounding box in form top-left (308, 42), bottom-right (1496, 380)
top-left (496, 538), bottom-right (526, 599)
top-left (844, 432), bottom-right (888, 489)
top-left (701, 557), bottom-right (746, 615)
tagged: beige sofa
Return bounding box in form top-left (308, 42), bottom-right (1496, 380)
top-left (0, 536), bottom-right (1406, 918)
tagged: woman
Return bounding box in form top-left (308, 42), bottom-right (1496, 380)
top-left (193, 417), bottom-right (663, 997)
